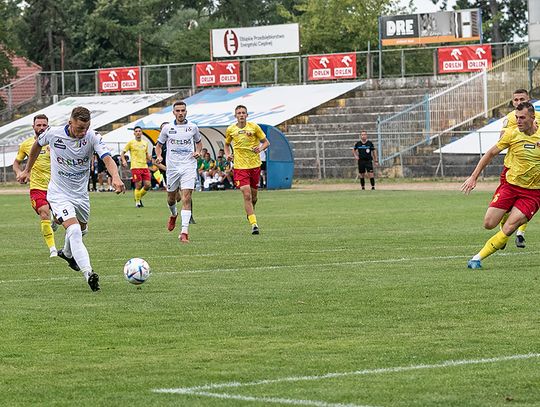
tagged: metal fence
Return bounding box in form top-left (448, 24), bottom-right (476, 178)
top-left (288, 129), bottom-right (509, 179)
top-left (1, 142), bottom-right (129, 183)
top-left (23, 41), bottom-right (526, 94)
top-left (0, 130), bottom-right (520, 182)
top-left (376, 47), bottom-right (534, 166)
top-left (0, 41), bottom-right (528, 122)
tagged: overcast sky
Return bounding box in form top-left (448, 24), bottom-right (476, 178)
top-left (397, 0), bottom-right (457, 13)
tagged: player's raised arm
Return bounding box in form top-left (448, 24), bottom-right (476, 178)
top-left (16, 140), bottom-right (42, 184)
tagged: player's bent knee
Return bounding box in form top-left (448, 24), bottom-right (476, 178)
top-left (483, 218), bottom-right (499, 230)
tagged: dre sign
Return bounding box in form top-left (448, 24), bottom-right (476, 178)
top-left (386, 18), bottom-right (416, 37)
top-left (380, 9), bottom-right (481, 46)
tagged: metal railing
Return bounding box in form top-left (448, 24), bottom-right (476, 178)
top-left (0, 41), bottom-right (526, 124)
top-left (0, 73), bottom-right (41, 119)
top-left (36, 41), bottom-right (527, 96)
top-left (286, 129), bottom-right (508, 179)
top-left (1, 142), bottom-right (131, 183)
top-left (376, 47), bottom-right (534, 166)
top-left (0, 130), bottom-right (521, 182)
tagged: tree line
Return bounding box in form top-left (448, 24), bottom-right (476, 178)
top-left (0, 0), bottom-right (527, 87)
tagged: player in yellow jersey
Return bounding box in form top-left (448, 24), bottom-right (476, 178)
top-left (121, 126), bottom-right (152, 208)
top-left (224, 105), bottom-right (269, 234)
top-left (462, 102), bottom-right (540, 269)
top-left (13, 114), bottom-right (58, 257)
top-left (498, 89), bottom-right (540, 248)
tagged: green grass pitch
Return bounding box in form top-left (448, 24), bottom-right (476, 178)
top-left (1, 188), bottom-right (539, 406)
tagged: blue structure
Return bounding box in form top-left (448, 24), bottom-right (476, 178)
top-left (196, 124), bottom-right (294, 190)
top-left (259, 125), bottom-right (293, 190)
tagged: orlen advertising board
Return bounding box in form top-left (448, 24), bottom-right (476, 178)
top-left (99, 67), bottom-right (140, 92)
top-left (308, 54), bottom-right (356, 81)
top-left (211, 23), bottom-right (299, 57)
top-left (438, 45), bottom-right (492, 73)
top-left (196, 61), bottom-right (240, 87)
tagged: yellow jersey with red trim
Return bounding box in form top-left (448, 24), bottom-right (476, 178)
top-left (501, 110), bottom-right (540, 167)
top-left (15, 136), bottom-right (50, 190)
top-left (123, 139), bottom-right (149, 169)
top-left (497, 126), bottom-right (540, 189)
top-left (225, 122), bottom-right (266, 169)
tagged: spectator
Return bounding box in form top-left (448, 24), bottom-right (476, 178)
top-left (198, 151), bottom-right (215, 189)
top-left (259, 145), bottom-right (267, 188)
top-left (215, 155), bottom-right (233, 189)
top-left (97, 154), bottom-right (114, 192)
top-left (89, 154), bottom-right (98, 191)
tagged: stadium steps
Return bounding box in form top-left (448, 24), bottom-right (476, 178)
top-left (281, 76), bottom-right (463, 178)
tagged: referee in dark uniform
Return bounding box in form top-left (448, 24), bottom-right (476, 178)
top-left (353, 130), bottom-right (378, 190)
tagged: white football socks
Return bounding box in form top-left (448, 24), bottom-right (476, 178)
top-left (180, 210), bottom-right (191, 234)
top-left (66, 223), bottom-right (92, 275)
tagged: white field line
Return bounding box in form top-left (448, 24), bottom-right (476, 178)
top-left (174, 391), bottom-right (374, 407)
top-left (153, 353), bottom-right (540, 395)
top-left (0, 251), bottom-right (537, 285)
top-left (0, 248), bottom-right (350, 268)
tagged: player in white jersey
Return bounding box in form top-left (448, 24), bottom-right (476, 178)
top-left (17, 106), bottom-right (126, 291)
top-left (155, 100), bottom-right (202, 243)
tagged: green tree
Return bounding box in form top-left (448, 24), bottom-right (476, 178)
top-left (280, 0), bottom-right (395, 54)
top-left (0, 1), bottom-right (21, 85)
top-left (16, 0), bottom-right (71, 71)
top-left (213, 0), bottom-right (292, 26)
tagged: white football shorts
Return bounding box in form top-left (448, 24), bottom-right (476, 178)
top-left (166, 167), bottom-right (197, 192)
top-left (47, 193), bottom-right (90, 224)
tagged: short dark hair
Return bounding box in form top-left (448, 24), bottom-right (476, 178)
top-left (173, 101), bottom-right (186, 108)
top-left (514, 89), bottom-right (529, 95)
top-left (33, 114), bottom-right (48, 123)
top-left (71, 106), bottom-right (91, 122)
top-left (134, 125), bottom-right (142, 131)
top-left (235, 105), bottom-right (247, 113)
top-left (516, 101), bottom-right (535, 115)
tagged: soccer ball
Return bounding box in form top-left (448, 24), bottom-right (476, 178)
top-left (123, 258), bottom-right (151, 285)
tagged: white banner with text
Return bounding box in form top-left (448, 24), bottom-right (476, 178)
top-left (211, 23), bottom-right (299, 57)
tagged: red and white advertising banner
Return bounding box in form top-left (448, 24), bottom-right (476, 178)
top-left (308, 53), bottom-right (357, 81)
top-left (99, 67), bottom-right (140, 92)
top-left (438, 45), bottom-right (492, 74)
top-left (196, 61), bottom-right (240, 87)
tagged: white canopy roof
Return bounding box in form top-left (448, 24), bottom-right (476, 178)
top-left (436, 100), bottom-right (540, 154)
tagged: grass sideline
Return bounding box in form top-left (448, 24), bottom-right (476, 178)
top-left (1, 188), bottom-right (539, 406)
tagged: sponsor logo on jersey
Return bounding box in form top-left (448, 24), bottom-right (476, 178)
top-left (57, 156), bottom-right (90, 166)
top-left (524, 144), bottom-right (536, 149)
top-left (53, 139), bottom-right (66, 149)
top-left (170, 139), bottom-right (192, 145)
top-left (58, 170), bottom-right (87, 179)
